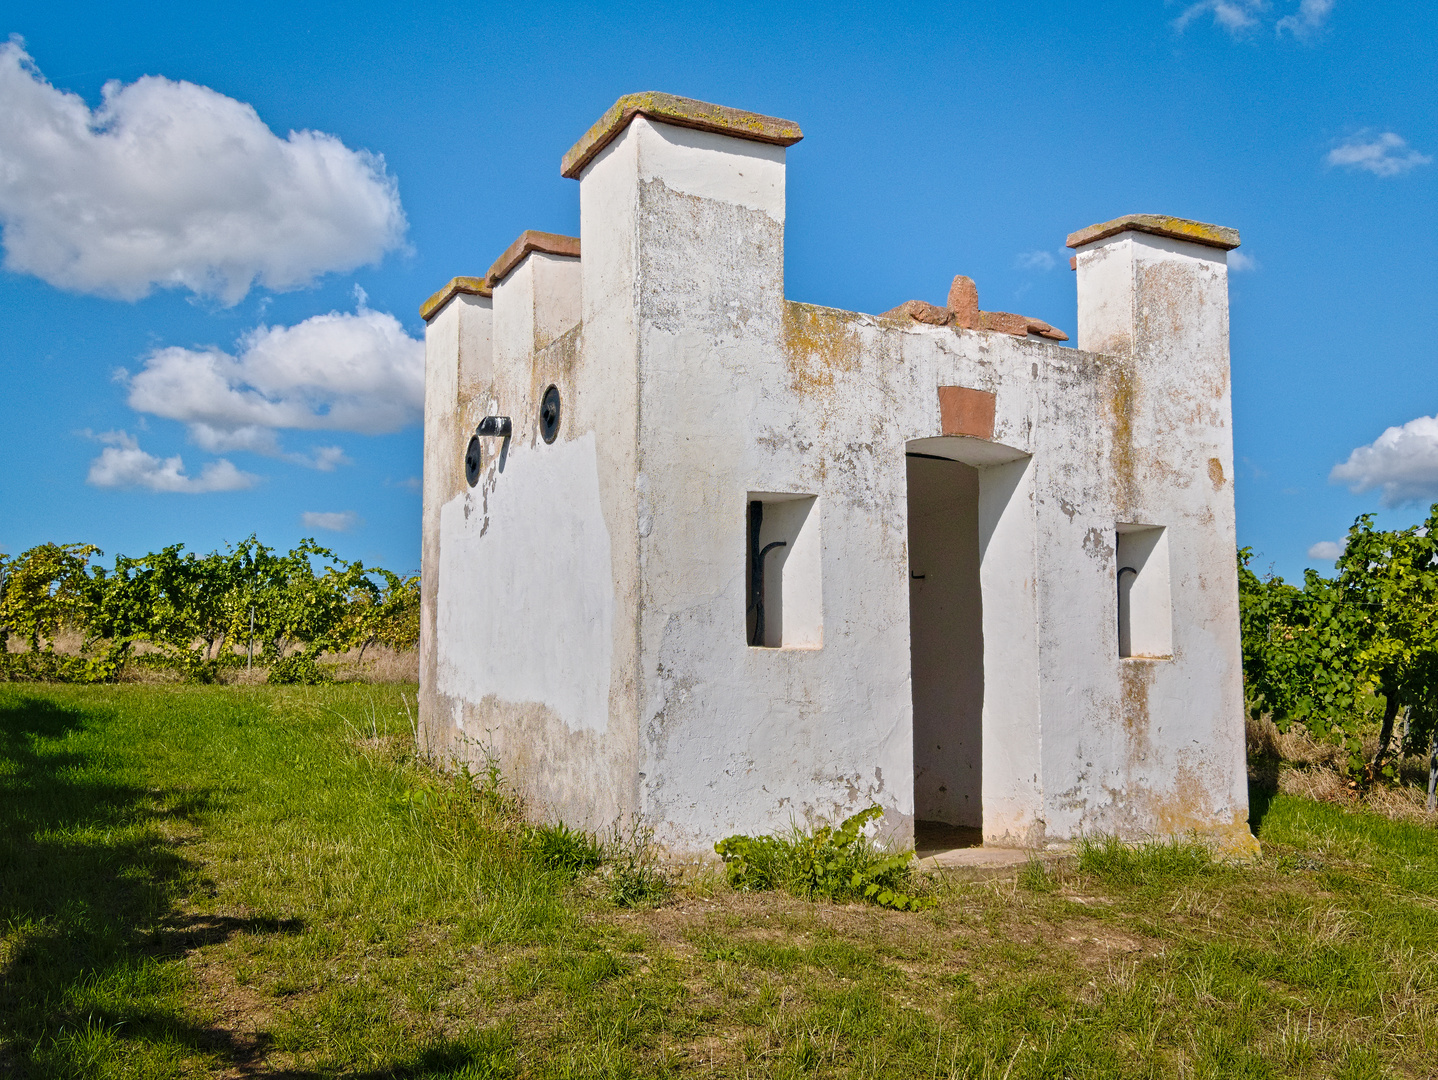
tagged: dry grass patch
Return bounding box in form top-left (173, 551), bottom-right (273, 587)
top-left (1250, 713), bottom-right (1438, 828)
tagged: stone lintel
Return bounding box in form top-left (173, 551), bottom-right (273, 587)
top-left (420, 276), bottom-right (491, 322)
top-left (561, 92), bottom-right (804, 179)
top-left (1066, 214), bottom-right (1240, 252)
top-left (486, 230), bottom-right (581, 288)
top-left (938, 386), bottom-right (996, 441)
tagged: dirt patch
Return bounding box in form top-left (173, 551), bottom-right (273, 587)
top-left (1052, 916), bottom-right (1157, 966)
top-left (188, 949), bottom-right (281, 1078)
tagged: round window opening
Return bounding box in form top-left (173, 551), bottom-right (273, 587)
top-left (539, 385), bottom-right (562, 444)
top-left (464, 434), bottom-right (482, 487)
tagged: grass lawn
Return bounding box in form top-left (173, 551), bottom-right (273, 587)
top-left (2, 685), bottom-right (1436, 1079)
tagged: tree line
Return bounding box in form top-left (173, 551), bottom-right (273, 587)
top-left (5, 507), bottom-right (1438, 792)
top-left (0, 536), bottom-right (418, 684)
top-left (1241, 507), bottom-right (1438, 801)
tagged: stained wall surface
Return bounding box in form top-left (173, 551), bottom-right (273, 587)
top-left (419, 101), bottom-right (1256, 857)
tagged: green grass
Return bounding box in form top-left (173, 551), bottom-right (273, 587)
top-left (2, 684), bottom-right (1436, 1077)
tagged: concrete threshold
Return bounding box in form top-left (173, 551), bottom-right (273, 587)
top-left (919, 846), bottom-right (1036, 869)
top-left (915, 842), bottom-right (1072, 880)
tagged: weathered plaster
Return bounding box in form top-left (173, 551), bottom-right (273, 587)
top-left (436, 432), bottom-right (614, 733)
top-left (419, 93), bottom-right (1257, 859)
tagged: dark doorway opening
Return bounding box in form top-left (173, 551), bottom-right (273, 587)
top-left (906, 453), bottom-right (984, 847)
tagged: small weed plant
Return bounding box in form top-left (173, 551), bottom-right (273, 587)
top-left (715, 805), bottom-right (931, 911)
top-left (600, 822), bottom-right (673, 907)
top-left (527, 821), bottom-right (603, 877)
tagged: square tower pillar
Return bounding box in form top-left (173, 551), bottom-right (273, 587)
top-left (418, 278), bottom-right (492, 731)
top-left (1067, 215), bottom-right (1256, 853)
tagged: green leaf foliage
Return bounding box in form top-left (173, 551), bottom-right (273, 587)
top-left (714, 806), bottom-right (932, 911)
top-left (1238, 547), bottom-right (1370, 768)
top-left (1239, 504), bottom-right (1438, 778)
top-left (0, 543), bottom-right (102, 653)
top-left (0, 536), bottom-right (418, 683)
top-left (266, 654), bottom-right (333, 686)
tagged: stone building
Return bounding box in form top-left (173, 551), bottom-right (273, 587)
top-left (418, 92), bottom-right (1257, 857)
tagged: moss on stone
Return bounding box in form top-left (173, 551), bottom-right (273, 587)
top-left (561, 92), bottom-right (803, 179)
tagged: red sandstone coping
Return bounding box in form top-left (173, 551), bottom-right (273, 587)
top-left (1026, 319), bottom-right (1068, 342)
top-left (420, 276), bottom-right (490, 322)
top-left (879, 299), bottom-right (951, 326)
top-left (1066, 214), bottom-right (1240, 251)
top-left (420, 231), bottom-right (582, 321)
top-left (947, 276), bottom-right (979, 329)
top-left (486, 230), bottom-right (581, 288)
top-left (881, 275), bottom-right (1069, 342)
top-left (561, 92), bottom-right (804, 180)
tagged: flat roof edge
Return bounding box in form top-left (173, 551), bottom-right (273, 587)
top-left (420, 276), bottom-right (490, 322)
top-left (1066, 214), bottom-right (1240, 251)
top-left (561, 92), bottom-right (803, 179)
top-left (486, 230), bottom-right (581, 287)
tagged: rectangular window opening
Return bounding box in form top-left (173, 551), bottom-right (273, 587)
top-left (1116, 524), bottom-right (1172, 659)
top-left (745, 493), bottom-right (821, 648)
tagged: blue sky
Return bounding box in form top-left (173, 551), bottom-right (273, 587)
top-left (0, 0), bottom-right (1432, 580)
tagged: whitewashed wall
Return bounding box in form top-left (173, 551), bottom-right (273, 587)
top-left (420, 108), bottom-right (1255, 857)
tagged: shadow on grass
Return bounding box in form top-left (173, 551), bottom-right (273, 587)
top-left (0, 694), bottom-right (304, 1078)
top-left (247, 1028), bottom-right (517, 1079)
top-left (1248, 754), bottom-right (1279, 836)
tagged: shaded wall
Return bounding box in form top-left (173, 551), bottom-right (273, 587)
top-left (906, 456), bottom-right (983, 828)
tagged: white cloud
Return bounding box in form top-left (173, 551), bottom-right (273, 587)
top-left (179, 421), bottom-right (350, 470)
top-left (1326, 132), bottom-right (1433, 177)
top-left (1174, 0), bottom-right (1265, 35)
top-left (1174, 0), bottom-right (1336, 38)
top-left (86, 430), bottom-right (257, 493)
top-left (1330, 415), bottom-right (1438, 507)
top-left (1228, 250), bottom-right (1259, 272)
top-left (1014, 250), bottom-right (1056, 272)
top-left (301, 510), bottom-right (359, 532)
top-left (307, 446), bottom-right (352, 472)
top-left (0, 39), bottom-right (405, 304)
top-left (1277, 0), bottom-right (1334, 38)
top-left (124, 304), bottom-right (423, 461)
top-left (1307, 540), bottom-right (1344, 561)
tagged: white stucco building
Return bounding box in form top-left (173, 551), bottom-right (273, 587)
top-left (418, 93), bottom-right (1258, 857)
